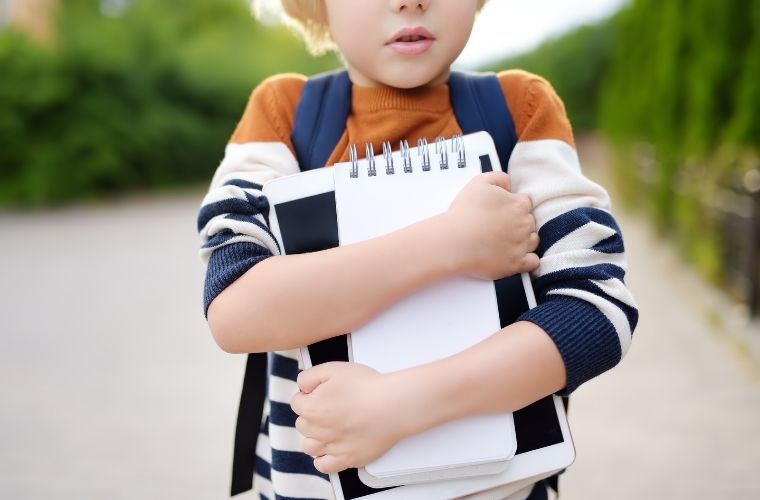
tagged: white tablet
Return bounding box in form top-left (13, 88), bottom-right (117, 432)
top-left (263, 168), bottom-right (575, 500)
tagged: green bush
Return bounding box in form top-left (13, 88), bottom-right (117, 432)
top-left (0, 0), bottom-right (338, 207)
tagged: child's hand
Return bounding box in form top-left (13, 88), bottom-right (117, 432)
top-left (447, 171), bottom-right (539, 280)
top-left (291, 362), bottom-right (407, 474)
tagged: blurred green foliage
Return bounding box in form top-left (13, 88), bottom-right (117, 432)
top-left (599, 0), bottom-right (760, 290)
top-left (0, 0), bottom-right (338, 206)
top-left (484, 20), bottom-right (614, 131)
top-left (487, 0), bottom-right (759, 302)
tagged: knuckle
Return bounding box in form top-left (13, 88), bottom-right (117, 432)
top-left (303, 438), bottom-right (321, 456)
top-left (295, 416), bottom-right (308, 435)
top-left (516, 194), bottom-right (532, 210)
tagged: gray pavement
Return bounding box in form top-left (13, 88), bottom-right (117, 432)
top-left (1, 154), bottom-right (759, 499)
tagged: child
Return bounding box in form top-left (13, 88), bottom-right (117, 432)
top-left (197, 0), bottom-right (638, 498)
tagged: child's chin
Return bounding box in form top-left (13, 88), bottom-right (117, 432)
top-left (381, 69), bottom-right (450, 90)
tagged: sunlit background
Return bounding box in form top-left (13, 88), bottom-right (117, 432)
top-left (1, 0), bottom-right (759, 499)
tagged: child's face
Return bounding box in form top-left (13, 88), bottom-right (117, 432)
top-left (324, 0), bottom-right (479, 89)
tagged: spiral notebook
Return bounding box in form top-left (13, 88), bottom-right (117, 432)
top-left (333, 132), bottom-right (517, 485)
top-left (263, 130), bottom-right (574, 500)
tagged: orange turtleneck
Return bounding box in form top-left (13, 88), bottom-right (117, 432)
top-left (229, 70), bottom-right (574, 170)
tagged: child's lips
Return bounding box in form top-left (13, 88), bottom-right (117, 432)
top-left (386, 27), bottom-right (435, 55)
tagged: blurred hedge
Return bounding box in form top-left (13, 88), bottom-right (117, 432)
top-left (484, 20), bottom-right (615, 132)
top-left (0, 0), bottom-right (338, 207)
top-left (599, 0), bottom-right (760, 287)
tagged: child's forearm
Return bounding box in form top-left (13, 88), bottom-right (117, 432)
top-left (289, 320), bottom-right (566, 473)
top-left (389, 321), bottom-right (566, 440)
top-left (207, 214), bottom-right (457, 353)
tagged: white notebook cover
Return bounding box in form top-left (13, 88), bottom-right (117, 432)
top-left (333, 132), bottom-right (517, 482)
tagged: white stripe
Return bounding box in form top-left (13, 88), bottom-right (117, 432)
top-left (543, 220), bottom-right (618, 256)
top-left (274, 349), bottom-right (301, 362)
top-left (253, 475), bottom-right (274, 499)
top-left (218, 170), bottom-right (272, 188)
top-left (270, 469), bottom-right (333, 499)
top-left (209, 142), bottom-right (300, 191)
top-left (547, 287), bottom-right (633, 355)
top-left (268, 373), bottom-right (299, 405)
top-left (203, 214), bottom-right (270, 241)
top-left (268, 421), bottom-right (306, 453)
top-left (591, 277), bottom-right (638, 310)
top-left (508, 140), bottom-right (611, 227)
top-left (536, 250), bottom-right (626, 278)
top-left (200, 182), bottom-right (263, 206)
top-left (199, 213), bottom-right (268, 244)
top-left (256, 432), bottom-right (272, 462)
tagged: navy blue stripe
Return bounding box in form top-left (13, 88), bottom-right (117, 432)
top-left (255, 455), bottom-right (272, 480)
top-left (546, 278), bottom-right (639, 332)
top-left (591, 234), bottom-right (624, 254)
top-left (269, 401), bottom-right (297, 428)
top-left (203, 242), bottom-right (273, 315)
top-left (203, 213), bottom-right (278, 252)
top-left (224, 212), bottom-right (271, 230)
top-left (202, 227), bottom-right (275, 251)
top-left (244, 191), bottom-right (272, 221)
top-left (223, 179), bottom-right (264, 190)
top-left (271, 354), bottom-right (300, 381)
top-left (197, 197), bottom-right (266, 232)
top-left (261, 495), bottom-right (271, 500)
top-left (202, 229), bottom-right (241, 249)
top-left (271, 448), bottom-right (328, 478)
top-left (533, 263), bottom-right (626, 292)
top-left (537, 207), bottom-right (621, 257)
top-left (519, 296), bottom-right (622, 394)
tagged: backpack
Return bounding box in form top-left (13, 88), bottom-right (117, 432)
top-left (231, 69), bottom-right (519, 496)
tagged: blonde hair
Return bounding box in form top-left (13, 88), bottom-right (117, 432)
top-left (255, 0), bottom-right (488, 56)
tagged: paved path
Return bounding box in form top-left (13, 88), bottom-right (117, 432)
top-left (1, 147), bottom-right (759, 499)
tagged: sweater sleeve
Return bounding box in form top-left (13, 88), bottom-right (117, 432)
top-left (196, 75), bottom-right (305, 316)
top-left (499, 71), bottom-right (639, 394)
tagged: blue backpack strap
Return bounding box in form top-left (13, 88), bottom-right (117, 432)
top-left (291, 69), bottom-right (352, 170)
top-left (448, 71), bottom-right (517, 171)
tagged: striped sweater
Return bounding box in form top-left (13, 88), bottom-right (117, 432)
top-left (197, 70), bottom-right (638, 499)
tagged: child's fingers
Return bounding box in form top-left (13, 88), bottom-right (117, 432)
top-left (528, 232), bottom-right (540, 252)
top-left (302, 437), bottom-right (327, 457)
top-left (522, 252), bottom-right (540, 272)
top-left (476, 171), bottom-right (511, 191)
top-left (314, 454), bottom-right (346, 474)
top-left (297, 362), bottom-right (337, 393)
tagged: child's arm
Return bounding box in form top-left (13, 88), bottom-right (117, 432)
top-left (291, 321), bottom-right (563, 473)
top-left (199, 75), bottom-right (537, 353)
top-left (208, 171), bottom-right (538, 353)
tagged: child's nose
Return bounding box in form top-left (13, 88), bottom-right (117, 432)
top-left (390, 0), bottom-right (430, 14)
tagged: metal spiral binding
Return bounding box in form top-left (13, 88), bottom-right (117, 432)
top-left (349, 143), bottom-right (359, 178)
top-left (365, 143), bottom-right (376, 177)
top-left (435, 136), bottom-right (449, 170)
top-left (348, 135), bottom-right (468, 178)
top-left (400, 140), bottom-right (412, 173)
top-left (382, 141), bottom-right (394, 175)
top-left (418, 137), bottom-right (431, 171)
top-left (452, 134), bottom-right (466, 169)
